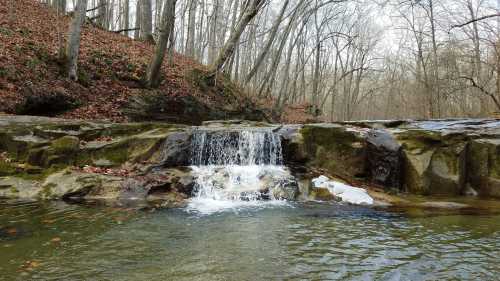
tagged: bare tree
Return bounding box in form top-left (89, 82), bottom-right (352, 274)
top-left (140, 0), bottom-right (154, 42)
top-left (145, 0), bottom-right (177, 87)
top-left (210, 0), bottom-right (267, 74)
top-left (63, 0), bottom-right (88, 81)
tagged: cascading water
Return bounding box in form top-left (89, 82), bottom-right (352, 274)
top-left (187, 128), bottom-right (298, 214)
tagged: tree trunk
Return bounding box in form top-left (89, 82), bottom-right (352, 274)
top-left (54, 0), bottom-right (66, 14)
top-left (244, 0), bottom-right (289, 85)
top-left (97, 0), bottom-right (107, 28)
top-left (65, 0), bottom-right (87, 81)
top-left (208, 0), bottom-right (219, 64)
top-left (134, 0), bottom-right (141, 39)
top-left (140, 0), bottom-right (154, 42)
top-left (467, 0), bottom-right (486, 114)
top-left (123, 0), bottom-right (129, 35)
top-left (145, 0), bottom-right (177, 88)
top-left (497, 41), bottom-right (500, 107)
top-left (185, 0), bottom-right (197, 57)
top-left (210, 0), bottom-right (266, 74)
top-left (428, 0), bottom-right (441, 117)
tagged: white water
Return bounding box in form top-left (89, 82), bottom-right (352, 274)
top-left (187, 129), bottom-right (294, 214)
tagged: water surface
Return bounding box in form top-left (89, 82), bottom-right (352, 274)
top-left (1, 200), bottom-right (500, 280)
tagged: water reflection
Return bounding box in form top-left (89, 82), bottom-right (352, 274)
top-left (1, 200), bottom-right (500, 280)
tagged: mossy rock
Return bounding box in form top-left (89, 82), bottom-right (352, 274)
top-left (397, 130), bottom-right (467, 195)
top-left (78, 128), bottom-right (172, 167)
top-left (50, 136), bottom-right (80, 154)
top-left (0, 176), bottom-right (40, 199)
top-left (0, 161), bottom-right (16, 176)
top-left (468, 139), bottom-right (500, 198)
top-left (300, 124), bottom-right (367, 179)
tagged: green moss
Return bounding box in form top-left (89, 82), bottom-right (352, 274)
top-left (14, 165), bottom-right (66, 182)
top-left (9, 186), bottom-right (19, 194)
top-left (0, 161), bottom-right (16, 176)
top-left (300, 125), bottom-right (366, 178)
top-left (51, 136), bottom-right (80, 154)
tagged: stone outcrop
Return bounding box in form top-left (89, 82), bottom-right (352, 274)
top-left (279, 119), bottom-right (500, 197)
top-left (366, 129), bottom-right (402, 189)
top-left (2, 116), bottom-right (500, 202)
top-left (0, 116), bottom-right (192, 206)
top-left (468, 139), bottom-right (500, 197)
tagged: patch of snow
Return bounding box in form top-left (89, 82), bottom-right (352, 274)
top-left (312, 176), bottom-right (374, 205)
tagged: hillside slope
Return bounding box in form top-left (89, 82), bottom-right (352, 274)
top-left (0, 0), bottom-right (309, 123)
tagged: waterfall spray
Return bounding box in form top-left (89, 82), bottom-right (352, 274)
top-left (187, 128), bottom-right (297, 214)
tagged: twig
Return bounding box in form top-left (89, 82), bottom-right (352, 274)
top-left (87, 3), bottom-right (107, 13)
top-left (113, 28), bottom-right (140, 33)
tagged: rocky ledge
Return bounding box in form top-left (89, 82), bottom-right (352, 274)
top-left (279, 119), bottom-right (500, 198)
top-left (0, 116), bottom-right (500, 208)
top-left (0, 115), bottom-right (194, 207)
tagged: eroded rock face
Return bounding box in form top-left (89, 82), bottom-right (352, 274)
top-left (0, 116), bottom-right (181, 172)
top-left (366, 129), bottom-right (402, 189)
top-left (288, 124), bottom-right (368, 179)
top-left (157, 131), bottom-right (191, 167)
top-left (2, 116), bottom-right (500, 202)
top-left (394, 130), bottom-right (468, 195)
top-left (279, 118), bottom-right (500, 197)
top-left (468, 139), bottom-right (500, 198)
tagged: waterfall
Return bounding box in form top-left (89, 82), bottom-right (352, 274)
top-left (187, 128), bottom-right (297, 214)
top-left (190, 130), bottom-right (283, 166)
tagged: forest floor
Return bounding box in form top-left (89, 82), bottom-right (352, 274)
top-left (0, 0), bottom-right (313, 123)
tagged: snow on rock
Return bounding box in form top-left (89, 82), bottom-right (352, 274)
top-left (311, 176), bottom-right (374, 205)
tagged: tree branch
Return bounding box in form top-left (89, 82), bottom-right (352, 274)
top-left (113, 27), bottom-right (139, 33)
top-left (450, 13), bottom-right (500, 29)
top-left (459, 76), bottom-right (500, 110)
top-left (87, 3), bottom-right (107, 13)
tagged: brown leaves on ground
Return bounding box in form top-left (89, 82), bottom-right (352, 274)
top-left (0, 0), bottom-right (313, 123)
top-left (0, 0), bottom-right (212, 121)
top-left (75, 165), bottom-right (132, 177)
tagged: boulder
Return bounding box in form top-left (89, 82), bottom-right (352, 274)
top-left (366, 129), bottom-right (402, 189)
top-left (270, 178), bottom-right (299, 200)
top-left (395, 130), bottom-right (467, 195)
top-left (41, 169), bottom-right (122, 200)
top-left (468, 139), bottom-right (500, 197)
top-left (0, 177), bottom-right (40, 198)
top-left (278, 125), bottom-right (308, 164)
top-left (157, 131), bottom-right (191, 167)
top-left (295, 124), bottom-right (368, 179)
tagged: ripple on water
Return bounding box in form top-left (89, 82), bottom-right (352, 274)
top-left (1, 201), bottom-right (500, 280)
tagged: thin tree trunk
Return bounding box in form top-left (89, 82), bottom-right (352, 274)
top-left (210, 0), bottom-right (266, 74)
top-left (65, 0), bottom-right (88, 81)
top-left (185, 0), bottom-right (197, 57)
top-left (140, 0), bottom-right (154, 42)
top-left (208, 0), bottom-right (219, 64)
top-left (145, 0), bottom-right (176, 88)
top-left (244, 0), bottom-right (289, 85)
top-left (134, 0), bottom-right (141, 39)
top-left (123, 0), bottom-right (129, 35)
top-left (97, 0), bottom-right (107, 28)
